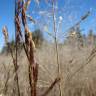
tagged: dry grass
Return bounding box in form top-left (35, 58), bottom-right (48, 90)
top-left (1, 0), bottom-right (96, 96)
top-left (0, 43), bottom-right (96, 96)
top-left (1, 0), bottom-right (60, 96)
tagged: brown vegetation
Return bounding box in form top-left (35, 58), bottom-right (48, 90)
top-left (0, 0), bottom-right (96, 96)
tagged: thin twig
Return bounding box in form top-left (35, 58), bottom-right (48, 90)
top-left (41, 77), bottom-right (60, 96)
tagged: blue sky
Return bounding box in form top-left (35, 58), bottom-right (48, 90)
top-left (0, 0), bottom-right (96, 50)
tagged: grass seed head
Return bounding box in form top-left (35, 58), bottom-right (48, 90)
top-left (2, 26), bottom-right (9, 43)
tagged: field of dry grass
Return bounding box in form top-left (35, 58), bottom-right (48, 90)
top-left (1, 0), bottom-right (96, 96)
top-left (0, 42), bottom-right (96, 96)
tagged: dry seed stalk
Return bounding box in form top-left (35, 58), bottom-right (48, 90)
top-left (2, 25), bottom-right (20, 96)
top-left (25, 25), bottom-right (38, 96)
top-left (14, 1), bottom-right (24, 96)
top-left (22, 5), bottom-right (27, 27)
top-left (2, 26), bottom-right (8, 44)
top-left (52, 0), bottom-right (63, 96)
top-left (21, 0), bottom-right (38, 96)
top-left (2, 26), bottom-right (15, 64)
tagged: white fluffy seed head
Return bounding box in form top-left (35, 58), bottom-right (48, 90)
top-left (59, 16), bottom-right (63, 21)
